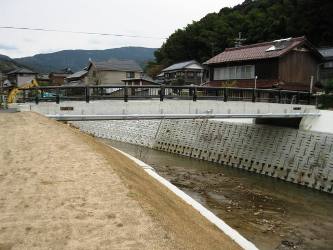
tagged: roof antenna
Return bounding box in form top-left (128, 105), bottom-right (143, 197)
top-left (235, 32), bottom-right (246, 47)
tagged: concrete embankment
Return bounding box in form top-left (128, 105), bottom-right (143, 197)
top-left (71, 115), bottom-right (333, 194)
top-left (0, 112), bottom-right (246, 250)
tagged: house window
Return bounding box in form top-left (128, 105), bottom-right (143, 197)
top-left (187, 72), bottom-right (194, 78)
top-left (126, 72), bottom-right (135, 78)
top-left (93, 71), bottom-right (96, 77)
top-left (214, 65), bottom-right (255, 80)
top-left (324, 62), bottom-right (333, 68)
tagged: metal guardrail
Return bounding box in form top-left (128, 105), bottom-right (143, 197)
top-left (17, 85), bottom-right (315, 105)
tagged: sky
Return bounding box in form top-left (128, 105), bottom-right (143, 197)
top-left (0, 0), bottom-right (243, 58)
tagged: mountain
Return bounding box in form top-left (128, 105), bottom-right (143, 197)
top-left (15, 47), bottom-right (157, 73)
top-left (152, 0), bottom-right (333, 69)
top-left (0, 54), bottom-right (23, 73)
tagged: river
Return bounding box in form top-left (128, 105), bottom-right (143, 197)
top-left (101, 139), bottom-right (333, 250)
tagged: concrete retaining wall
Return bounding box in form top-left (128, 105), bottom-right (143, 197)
top-left (71, 118), bottom-right (333, 194)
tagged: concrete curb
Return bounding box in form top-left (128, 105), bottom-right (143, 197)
top-left (108, 144), bottom-right (259, 250)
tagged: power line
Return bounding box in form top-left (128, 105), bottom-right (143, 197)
top-left (0, 26), bottom-right (167, 40)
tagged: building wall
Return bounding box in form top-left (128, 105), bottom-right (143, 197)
top-left (71, 118), bottom-right (333, 194)
top-left (279, 50), bottom-right (319, 84)
top-left (17, 75), bottom-right (36, 87)
top-left (319, 61), bottom-right (333, 85)
top-left (210, 59), bottom-right (279, 82)
top-left (87, 65), bottom-right (141, 85)
top-left (255, 58), bottom-right (279, 80)
top-left (164, 69), bottom-right (203, 85)
top-left (50, 76), bottom-right (63, 86)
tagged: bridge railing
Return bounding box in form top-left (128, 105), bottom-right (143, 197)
top-left (17, 85), bottom-right (314, 105)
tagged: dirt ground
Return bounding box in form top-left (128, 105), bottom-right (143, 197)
top-left (0, 112), bottom-right (240, 250)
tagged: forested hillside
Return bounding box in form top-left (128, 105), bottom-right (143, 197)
top-left (0, 54), bottom-right (22, 73)
top-left (147, 0), bottom-right (333, 76)
top-left (15, 47), bottom-right (156, 73)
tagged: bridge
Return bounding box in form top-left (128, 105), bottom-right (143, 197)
top-left (13, 85), bottom-right (319, 122)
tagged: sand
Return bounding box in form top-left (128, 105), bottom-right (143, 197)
top-left (0, 112), bottom-right (240, 250)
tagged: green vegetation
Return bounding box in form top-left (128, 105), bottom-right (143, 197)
top-left (0, 54), bottom-right (20, 73)
top-left (317, 94), bottom-right (333, 110)
top-left (324, 79), bottom-right (333, 94)
top-left (318, 80), bottom-right (333, 109)
top-left (148, 0), bottom-right (333, 76)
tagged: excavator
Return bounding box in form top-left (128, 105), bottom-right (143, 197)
top-left (7, 79), bottom-right (39, 103)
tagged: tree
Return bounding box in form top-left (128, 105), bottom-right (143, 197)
top-left (146, 0), bottom-right (333, 75)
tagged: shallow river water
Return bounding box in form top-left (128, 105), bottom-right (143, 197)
top-left (102, 139), bottom-right (333, 250)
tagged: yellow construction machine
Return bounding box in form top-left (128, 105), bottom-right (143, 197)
top-left (7, 79), bottom-right (39, 103)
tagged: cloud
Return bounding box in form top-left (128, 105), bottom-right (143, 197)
top-left (0, 44), bottom-right (18, 51)
top-left (89, 39), bottom-right (102, 45)
top-left (0, 0), bottom-right (244, 57)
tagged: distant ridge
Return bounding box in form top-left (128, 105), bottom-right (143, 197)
top-left (0, 54), bottom-right (25, 73)
top-left (14, 46), bottom-right (157, 73)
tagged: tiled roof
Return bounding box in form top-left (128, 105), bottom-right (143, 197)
top-left (204, 37), bottom-right (310, 65)
top-left (121, 75), bottom-right (159, 84)
top-left (318, 47), bottom-right (333, 60)
top-left (67, 70), bottom-right (88, 79)
top-left (162, 60), bottom-right (203, 72)
top-left (7, 68), bottom-right (36, 75)
top-left (90, 59), bottom-right (143, 72)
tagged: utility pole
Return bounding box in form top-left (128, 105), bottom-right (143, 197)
top-left (234, 32), bottom-right (246, 48)
top-left (210, 42), bottom-right (215, 57)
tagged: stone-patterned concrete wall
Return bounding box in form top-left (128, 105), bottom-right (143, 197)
top-left (71, 119), bottom-right (333, 193)
top-left (155, 120), bottom-right (333, 193)
top-left (71, 120), bottom-right (160, 148)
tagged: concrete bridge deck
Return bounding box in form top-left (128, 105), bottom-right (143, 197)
top-left (15, 99), bottom-right (319, 121)
top-left (0, 112), bottom-right (241, 250)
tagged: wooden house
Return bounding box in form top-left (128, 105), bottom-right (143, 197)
top-left (318, 47), bottom-right (333, 86)
top-left (204, 37), bottom-right (323, 91)
top-left (65, 70), bottom-right (88, 86)
top-left (160, 60), bottom-right (204, 86)
top-left (49, 68), bottom-right (73, 86)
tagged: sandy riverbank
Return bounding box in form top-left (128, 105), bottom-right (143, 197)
top-left (0, 112), bottom-right (240, 250)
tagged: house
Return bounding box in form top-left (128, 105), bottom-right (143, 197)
top-left (160, 60), bottom-right (205, 85)
top-left (36, 74), bottom-right (51, 86)
top-left (86, 59), bottom-right (143, 85)
top-left (65, 70), bottom-right (88, 86)
top-left (122, 75), bottom-right (159, 96)
top-left (49, 68), bottom-right (73, 86)
top-left (204, 37), bottom-right (323, 91)
top-left (6, 68), bottom-right (37, 87)
top-left (318, 47), bottom-right (333, 86)
top-left (121, 75), bottom-right (157, 86)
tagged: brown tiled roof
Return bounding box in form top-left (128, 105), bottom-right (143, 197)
top-left (204, 37), bottom-right (310, 65)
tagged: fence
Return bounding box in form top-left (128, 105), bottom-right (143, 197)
top-left (17, 85), bottom-right (314, 105)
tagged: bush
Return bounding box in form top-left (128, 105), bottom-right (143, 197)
top-left (317, 94), bottom-right (333, 110)
top-left (324, 79), bottom-right (333, 94)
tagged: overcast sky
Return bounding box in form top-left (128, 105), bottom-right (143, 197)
top-left (0, 0), bottom-right (243, 58)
